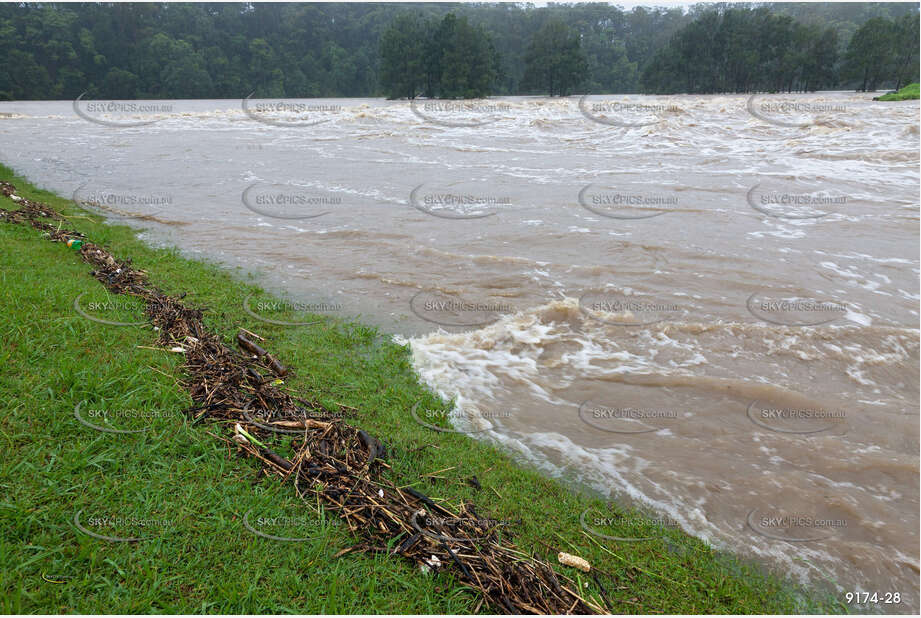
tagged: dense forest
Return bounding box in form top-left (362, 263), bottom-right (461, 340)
top-left (380, 13), bottom-right (500, 99)
top-left (0, 2), bottom-right (917, 100)
top-left (642, 8), bottom-right (918, 93)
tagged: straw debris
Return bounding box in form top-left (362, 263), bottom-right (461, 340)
top-left (1, 181), bottom-right (611, 614)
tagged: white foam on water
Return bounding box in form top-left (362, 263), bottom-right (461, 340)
top-left (3, 93), bottom-right (917, 611)
top-left (400, 295), bottom-right (919, 609)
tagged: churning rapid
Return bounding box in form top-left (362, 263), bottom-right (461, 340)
top-left (1, 93), bottom-right (918, 610)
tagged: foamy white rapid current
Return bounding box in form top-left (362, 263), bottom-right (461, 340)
top-left (1, 93), bottom-right (918, 610)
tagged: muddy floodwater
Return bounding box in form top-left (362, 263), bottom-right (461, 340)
top-left (1, 92), bottom-right (918, 612)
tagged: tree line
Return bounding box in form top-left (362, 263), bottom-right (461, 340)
top-left (642, 8), bottom-right (918, 94)
top-left (0, 2), bottom-right (916, 101)
top-left (845, 15), bottom-right (919, 92)
top-left (380, 13), bottom-right (500, 99)
top-left (380, 15), bottom-right (589, 99)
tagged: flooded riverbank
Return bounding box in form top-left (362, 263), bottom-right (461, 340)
top-left (1, 92), bottom-right (917, 611)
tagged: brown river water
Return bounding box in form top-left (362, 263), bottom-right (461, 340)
top-left (1, 93), bottom-right (918, 611)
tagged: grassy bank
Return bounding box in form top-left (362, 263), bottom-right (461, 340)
top-left (0, 162), bottom-right (845, 614)
top-left (876, 82), bottom-right (920, 101)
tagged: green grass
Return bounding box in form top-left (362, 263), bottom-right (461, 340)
top-left (876, 82), bottom-right (920, 101)
top-left (0, 162), bottom-right (847, 614)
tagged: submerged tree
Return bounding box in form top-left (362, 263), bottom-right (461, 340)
top-left (845, 17), bottom-right (895, 92)
top-left (641, 7), bottom-right (841, 94)
top-left (379, 13), bottom-right (428, 99)
top-left (379, 12), bottom-right (498, 99)
top-left (521, 20), bottom-right (588, 96)
top-left (846, 12), bottom-right (921, 92)
top-left (430, 14), bottom-right (498, 99)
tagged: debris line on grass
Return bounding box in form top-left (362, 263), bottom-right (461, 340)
top-left (1, 181), bottom-right (610, 614)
